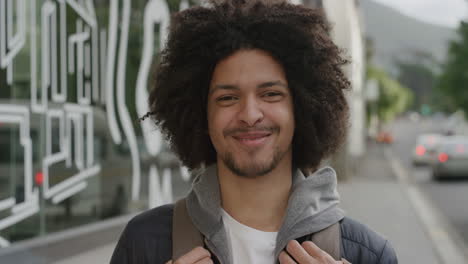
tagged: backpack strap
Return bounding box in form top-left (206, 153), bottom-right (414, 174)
top-left (172, 198), bottom-right (204, 260)
top-left (310, 222), bottom-right (341, 260)
top-left (173, 197), bottom-right (345, 262)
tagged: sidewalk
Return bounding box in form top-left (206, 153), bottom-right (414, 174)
top-left (338, 141), bottom-right (440, 264)
top-left (55, 142), bottom-right (462, 264)
top-left (54, 243), bottom-right (116, 264)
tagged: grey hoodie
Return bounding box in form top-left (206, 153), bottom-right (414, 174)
top-left (186, 165), bottom-right (345, 264)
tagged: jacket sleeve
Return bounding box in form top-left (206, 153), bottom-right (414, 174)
top-left (110, 225), bottom-right (133, 264)
top-left (340, 217), bottom-right (399, 264)
top-left (377, 240), bottom-right (398, 264)
top-left (109, 205), bottom-right (174, 264)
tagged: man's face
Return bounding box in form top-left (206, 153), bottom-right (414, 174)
top-left (207, 49), bottom-right (295, 178)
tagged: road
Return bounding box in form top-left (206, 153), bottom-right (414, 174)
top-left (388, 116), bottom-right (468, 248)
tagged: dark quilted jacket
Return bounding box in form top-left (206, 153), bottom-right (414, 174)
top-left (110, 204), bottom-right (398, 264)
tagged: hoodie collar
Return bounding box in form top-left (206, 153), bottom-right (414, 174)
top-left (274, 167), bottom-right (345, 258)
top-left (186, 165), bottom-right (344, 264)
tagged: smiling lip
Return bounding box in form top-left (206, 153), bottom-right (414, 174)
top-left (232, 132), bottom-right (271, 147)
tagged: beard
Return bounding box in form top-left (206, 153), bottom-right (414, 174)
top-left (220, 145), bottom-right (289, 178)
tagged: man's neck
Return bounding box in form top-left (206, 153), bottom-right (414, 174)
top-left (217, 159), bottom-right (293, 232)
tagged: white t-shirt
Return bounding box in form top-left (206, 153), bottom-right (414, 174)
top-left (221, 209), bottom-right (278, 264)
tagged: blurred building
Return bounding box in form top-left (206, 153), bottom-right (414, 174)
top-left (323, 0), bottom-right (367, 176)
top-left (296, 0), bottom-right (367, 178)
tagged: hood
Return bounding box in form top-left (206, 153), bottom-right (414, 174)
top-left (185, 165), bottom-right (345, 264)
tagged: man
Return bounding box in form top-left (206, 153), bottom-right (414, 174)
top-left (111, 0), bottom-right (398, 263)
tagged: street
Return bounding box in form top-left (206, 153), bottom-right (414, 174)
top-left (388, 116), bottom-right (468, 249)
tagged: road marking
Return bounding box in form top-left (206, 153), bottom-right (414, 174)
top-left (384, 147), bottom-right (468, 264)
top-left (0, 236), bottom-right (10, 248)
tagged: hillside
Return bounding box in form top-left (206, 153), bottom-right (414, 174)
top-left (360, 0), bottom-right (457, 73)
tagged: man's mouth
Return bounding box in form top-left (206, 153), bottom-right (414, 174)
top-left (232, 132), bottom-right (271, 147)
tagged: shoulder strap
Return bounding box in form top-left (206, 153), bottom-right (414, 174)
top-left (172, 198), bottom-right (342, 261)
top-left (172, 198), bottom-right (204, 260)
top-left (310, 222), bottom-right (341, 260)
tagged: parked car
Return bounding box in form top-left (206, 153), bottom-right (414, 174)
top-left (432, 137), bottom-right (468, 180)
top-left (412, 133), bottom-right (443, 166)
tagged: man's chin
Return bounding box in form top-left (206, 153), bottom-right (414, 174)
top-left (225, 161), bottom-right (275, 178)
top-left (221, 149), bottom-right (288, 178)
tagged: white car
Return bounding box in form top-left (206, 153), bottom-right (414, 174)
top-left (432, 137), bottom-right (468, 180)
top-left (412, 134), bottom-right (443, 166)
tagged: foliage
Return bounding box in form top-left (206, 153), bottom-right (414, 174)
top-left (396, 61), bottom-right (436, 111)
top-left (367, 65), bottom-right (413, 122)
top-left (437, 21), bottom-right (468, 116)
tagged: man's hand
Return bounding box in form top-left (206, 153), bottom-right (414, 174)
top-left (279, 240), bottom-right (345, 264)
top-left (165, 247), bottom-right (213, 264)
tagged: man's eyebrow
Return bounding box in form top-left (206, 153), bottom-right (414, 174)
top-left (209, 84), bottom-right (239, 95)
top-left (257, 81), bottom-right (288, 89)
top-left (210, 81), bottom-right (288, 94)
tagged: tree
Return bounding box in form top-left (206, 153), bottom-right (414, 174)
top-left (395, 56), bottom-right (438, 112)
top-left (367, 65), bottom-right (413, 123)
top-left (437, 21), bottom-right (468, 115)
top-left (364, 37), bottom-right (413, 128)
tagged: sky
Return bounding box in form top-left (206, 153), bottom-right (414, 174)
top-left (372, 0), bottom-right (468, 28)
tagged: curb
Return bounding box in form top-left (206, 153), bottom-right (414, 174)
top-left (384, 147), bottom-right (468, 264)
top-left (0, 214), bottom-right (135, 263)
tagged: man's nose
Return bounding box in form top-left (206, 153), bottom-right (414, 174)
top-left (237, 97), bottom-right (264, 127)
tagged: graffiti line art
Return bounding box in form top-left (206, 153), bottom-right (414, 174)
top-left (0, 0), bottom-right (26, 84)
top-left (0, 0), bottom-right (194, 247)
top-left (0, 105), bottom-right (40, 236)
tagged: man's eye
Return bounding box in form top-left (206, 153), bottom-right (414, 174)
top-left (217, 96), bottom-right (237, 102)
top-left (264, 92), bottom-right (281, 97)
top-left (262, 92), bottom-right (283, 101)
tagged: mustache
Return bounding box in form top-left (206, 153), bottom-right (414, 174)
top-left (223, 126), bottom-right (279, 137)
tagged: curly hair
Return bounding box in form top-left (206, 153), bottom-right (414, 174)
top-left (147, 0), bottom-right (350, 171)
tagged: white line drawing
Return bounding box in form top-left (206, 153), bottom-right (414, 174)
top-left (31, 0), bottom-right (40, 112)
top-left (92, 26), bottom-right (99, 102)
top-left (58, 0), bottom-right (68, 103)
top-left (99, 29), bottom-right (107, 104)
top-left (45, 108), bottom-right (65, 158)
top-left (0, 0), bottom-right (26, 85)
top-left (66, 0), bottom-right (97, 28)
top-left (0, 105), bottom-right (40, 233)
top-left (52, 181), bottom-right (87, 204)
top-left (1, 0), bottom-right (196, 245)
top-left (0, 189), bottom-right (39, 231)
top-left (65, 0), bottom-right (99, 105)
top-left (105, 0), bottom-right (122, 144)
top-left (0, 236), bottom-right (11, 248)
top-left (116, 0), bottom-right (142, 201)
top-left (0, 105), bottom-right (34, 205)
top-left (136, 0), bottom-right (170, 206)
top-left (0, 199), bottom-right (15, 212)
top-left (69, 20), bottom-right (91, 105)
top-left (40, 0), bottom-right (58, 113)
top-left (35, 0), bottom-right (101, 206)
top-left (43, 103), bottom-right (100, 201)
top-left (136, 0), bottom-right (169, 157)
top-left (0, 0), bottom-right (102, 239)
top-left (149, 166), bottom-right (173, 208)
